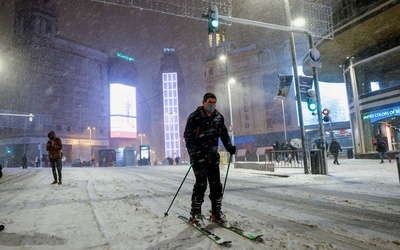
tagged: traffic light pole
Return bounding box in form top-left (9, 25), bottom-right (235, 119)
top-left (217, 13), bottom-right (327, 174)
top-left (283, 1), bottom-right (309, 174)
top-left (307, 34), bottom-right (328, 174)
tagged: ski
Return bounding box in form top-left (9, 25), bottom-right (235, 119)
top-left (178, 215), bottom-right (231, 246)
top-left (204, 215), bottom-right (263, 241)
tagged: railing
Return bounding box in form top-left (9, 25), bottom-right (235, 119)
top-left (265, 150), bottom-right (304, 168)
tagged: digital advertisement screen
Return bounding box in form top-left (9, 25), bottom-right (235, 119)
top-left (110, 83), bottom-right (137, 138)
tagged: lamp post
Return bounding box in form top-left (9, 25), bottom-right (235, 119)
top-left (219, 46), bottom-right (235, 153)
top-left (87, 127), bottom-right (95, 159)
top-left (220, 46), bottom-right (235, 164)
top-left (138, 133), bottom-right (145, 145)
top-left (227, 77), bottom-right (235, 147)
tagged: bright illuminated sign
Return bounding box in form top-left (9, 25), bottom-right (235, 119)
top-left (362, 107), bottom-right (400, 122)
top-left (110, 84), bottom-right (137, 138)
top-left (116, 52), bottom-right (135, 62)
top-left (163, 48), bottom-right (175, 53)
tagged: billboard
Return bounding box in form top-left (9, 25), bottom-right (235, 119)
top-left (110, 83), bottom-right (137, 138)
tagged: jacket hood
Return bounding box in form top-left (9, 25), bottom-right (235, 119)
top-left (48, 131), bottom-right (56, 138)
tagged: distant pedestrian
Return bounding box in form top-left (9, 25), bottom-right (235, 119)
top-left (22, 154), bottom-right (28, 169)
top-left (376, 138), bottom-right (391, 164)
top-left (272, 140), bottom-right (282, 162)
top-left (35, 156), bottom-right (40, 168)
top-left (329, 138), bottom-right (342, 165)
top-left (46, 131), bottom-right (63, 184)
top-left (313, 138), bottom-right (328, 151)
top-left (283, 140), bottom-right (299, 163)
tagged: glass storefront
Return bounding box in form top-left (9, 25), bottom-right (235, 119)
top-left (362, 106), bottom-right (400, 153)
top-left (344, 44), bottom-right (400, 155)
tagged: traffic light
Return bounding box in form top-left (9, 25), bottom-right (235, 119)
top-left (208, 5), bottom-right (219, 33)
top-left (307, 89), bottom-right (317, 112)
top-left (322, 108), bottom-right (331, 122)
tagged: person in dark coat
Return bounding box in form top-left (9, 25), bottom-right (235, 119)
top-left (329, 138), bottom-right (342, 165)
top-left (22, 154), bottom-right (28, 169)
top-left (283, 140), bottom-right (299, 163)
top-left (272, 140), bottom-right (282, 162)
top-left (313, 138), bottom-right (328, 151)
top-left (376, 138), bottom-right (391, 164)
top-left (184, 93), bottom-right (236, 228)
top-left (46, 131), bottom-right (63, 184)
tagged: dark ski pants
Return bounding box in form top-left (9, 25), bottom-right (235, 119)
top-left (191, 160), bottom-right (223, 215)
top-left (50, 158), bottom-right (62, 182)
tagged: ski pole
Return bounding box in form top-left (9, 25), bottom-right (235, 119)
top-left (164, 163), bottom-right (192, 217)
top-left (222, 154), bottom-right (233, 196)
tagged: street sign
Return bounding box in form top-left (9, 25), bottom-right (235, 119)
top-left (275, 74), bottom-right (293, 101)
top-left (309, 48), bottom-right (320, 62)
top-left (299, 76), bottom-right (313, 102)
top-left (309, 48), bottom-right (322, 68)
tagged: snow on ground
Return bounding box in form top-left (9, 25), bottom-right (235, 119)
top-left (1, 158), bottom-right (400, 249)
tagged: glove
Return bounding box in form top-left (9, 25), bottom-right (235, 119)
top-left (227, 146), bottom-right (236, 155)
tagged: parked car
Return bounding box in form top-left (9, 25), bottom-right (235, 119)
top-left (71, 159), bottom-right (93, 167)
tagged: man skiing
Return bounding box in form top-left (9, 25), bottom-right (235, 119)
top-left (184, 93), bottom-right (236, 228)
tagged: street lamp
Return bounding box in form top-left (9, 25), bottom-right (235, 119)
top-left (138, 133), bottom-right (145, 145)
top-left (87, 127), bottom-right (95, 158)
top-left (219, 46), bottom-right (235, 151)
top-left (227, 77), bottom-right (235, 146)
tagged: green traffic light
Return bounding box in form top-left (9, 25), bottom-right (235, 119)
top-left (210, 19), bottom-right (219, 28)
top-left (208, 5), bottom-right (219, 32)
top-left (308, 102), bottom-right (317, 111)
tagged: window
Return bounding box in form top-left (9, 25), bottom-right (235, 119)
top-left (370, 81), bottom-right (380, 91)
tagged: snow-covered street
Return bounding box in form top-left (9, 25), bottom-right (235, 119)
top-left (1, 158), bottom-right (400, 249)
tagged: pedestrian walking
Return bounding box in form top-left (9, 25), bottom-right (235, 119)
top-left (35, 156), bottom-right (40, 168)
top-left (329, 138), bottom-right (342, 165)
top-left (272, 140), bottom-right (282, 162)
top-left (46, 131), bottom-right (63, 184)
top-left (283, 140), bottom-right (299, 163)
top-left (184, 93), bottom-right (236, 228)
top-left (22, 154), bottom-right (28, 169)
top-left (376, 137), bottom-right (391, 164)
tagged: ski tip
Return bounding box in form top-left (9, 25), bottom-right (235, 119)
top-left (252, 235), bottom-right (264, 242)
top-left (219, 240), bottom-right (232, 247)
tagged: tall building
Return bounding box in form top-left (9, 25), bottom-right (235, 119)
top-left (0, 0), bottom-right (140, 166)
top-left (153, 48), bottom-right (187, 163)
